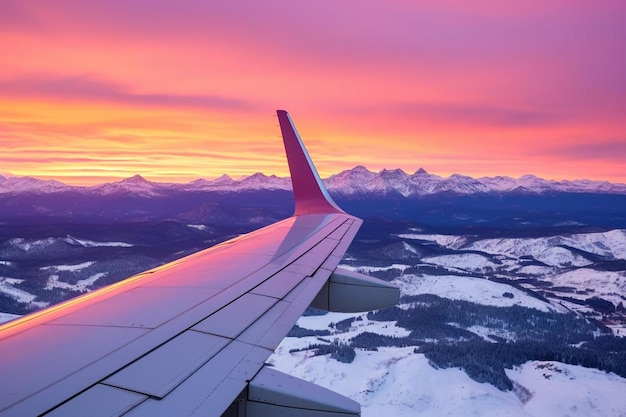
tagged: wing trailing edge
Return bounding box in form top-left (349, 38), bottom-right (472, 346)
top-left (311, 267), bottom-right (400, 313)
top-left (277, 110), bottom-right (344, 215)
top-left (246, 367), bottom-right (359, 416)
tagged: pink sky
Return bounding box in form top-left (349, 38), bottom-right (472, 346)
top-left (0, 0), bottom-right (624, 184)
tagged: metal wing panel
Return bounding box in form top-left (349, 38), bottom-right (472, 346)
top-left (44, 385), bottom-right (147, 417)
top-left (118, 219), bottom-right (360, 417)
top-left (1, 324), bottom-right (148, 413)
top-left (191, 293), bottom-right (277, 338)
top-left (236, 300), bottom-right (290, 348)
top-left (103, 331), bottom-right (230, 398)
top-left (0, 214), bottom-right (358, 417)
top-left (122, 342), bottom-right (268, 417)
top-left (47, 287), bottom-right (220, 328)
top-left (250, 269), bottom-right (303, 298)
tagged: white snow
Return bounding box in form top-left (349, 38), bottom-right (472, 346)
top-left (297, 312), bottom-right (357, 331)
top-left (515, 265), bottom-right (555, 275)
top-left (0, 277), bottom-right (48, 308)
top-left (187, 224), bottom-right (207, 231)
top-left (402, 242), bottom-right (419, 254)
top-left (464, 237), bottom-right (592, 267)
top-left (546, 268), bottom-right (626, 306)
top-left (0, 175), bottom-right (69, 194)
top-left (506, 361), bottom-right (626, 417)
top-left (41, 261), bottom-right (95, 272)
top-left (270, 346), bottom-right (528, 417)
top-left (393, 274), bottom-right (558, 312)
top-left (464, 325), bottom-right (516, 342)
top-left (422, 253), bottom-right (499, 272)
top-left (0, 312), bottom-right (20, 324)
top-left (269, 344), bottom-right (528, 417)
top-left (270, 324), bottom-right (626, 417)
top-left (399, 230), bottom-right (626, 267)
top-left (8, 237), bottom-right (133, 250)
top-left (462, 230), bottom-right (626, 267)
top-left (339, 264), bottom-right (411, 274)
top-left (67, 237), bottom-right (133, 247)
top-left (564, 229), bottom-right (626, 260)
top-left (8, 237), bottom-right (56, 251)
top-left (397, 233), bottom-right (468, 248)
top-left (44, 273), bottom-right (108, 292)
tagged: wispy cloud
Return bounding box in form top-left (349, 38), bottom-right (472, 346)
top-left (538, 140), bottom-right (626, 161)
top-left (348, 102), bottom-right (557, 128)
top-left (0, 75), bottom-right (255, 110)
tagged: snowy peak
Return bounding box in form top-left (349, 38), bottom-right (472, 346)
top-left (1, 168), bottom-right (625, 196)
top-left (184, 172), bottom-right (290, 192)
top-left (0, 175), bottom-right (70, 194)
top-left (479, 174), bottom-right (626, 194)
top-left (326, 166), bottom-right (491, 196)
top-left (90, 174), bottom-right (162, 197)
top-left (187, 174), bottom-right (236, 190)
top-left (119, 174), bottom-right (151, 186)
top-left (236, 173), bottom-right (291, 190)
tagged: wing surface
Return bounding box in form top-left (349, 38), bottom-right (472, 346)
top-left (0, 110), bottom-right (398, 417)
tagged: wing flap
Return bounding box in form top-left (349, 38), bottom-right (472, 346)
top-left (191, 293), bottom-right (277, 338)
top-left (237, 300), bottom-right (290, 348)
top-left (122, 342), bottom-right (268, 417)
top-left (103, 331), bottom-right (229, 398)
top-left (45, 385), bottom-right (147, 417)
top-left (247, 367), bottom-right (359, 416)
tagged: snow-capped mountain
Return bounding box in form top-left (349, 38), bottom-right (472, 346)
top-left (324, 167), bottom-right (626, 196)
top-left (1, 168), bottom-right (625, 196)
top-left (90, 175), bottom-right (163, 197)
top-left (225, 173), bottom-right (291, 191)
top-left (479, 173), bottom-right (626, 194)
top-left (0, 174), bottom-right (69, 194)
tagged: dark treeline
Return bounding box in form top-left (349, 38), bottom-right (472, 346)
top-left (342, 295), bottom-right (625, 390)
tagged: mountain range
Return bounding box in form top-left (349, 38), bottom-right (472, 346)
top-left (2, 167), bottom-right (626, 197)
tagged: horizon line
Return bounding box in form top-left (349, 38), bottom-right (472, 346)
top-left (1, 166), bottom-right (624, 188)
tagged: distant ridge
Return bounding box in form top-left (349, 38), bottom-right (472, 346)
top-left (1, 168), bottom-right (626, 196)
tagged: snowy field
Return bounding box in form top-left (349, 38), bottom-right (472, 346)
top-left (271, 338), bottom-right (626, 417)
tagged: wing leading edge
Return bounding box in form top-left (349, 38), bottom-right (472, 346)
top-left (0, 110), bottom-right (399, 417)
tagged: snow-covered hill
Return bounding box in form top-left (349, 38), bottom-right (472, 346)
top-left (397, 229), bottom-right (626, 331)
top-left (391, 274), bottom-right (559, 313)
top-left (270, 317), bottom-right (626, 417)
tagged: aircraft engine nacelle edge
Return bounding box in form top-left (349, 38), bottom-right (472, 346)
top-left (310, 267), bottom-right (400, 313)
top-left (243, 366), bottom-right (359, 416)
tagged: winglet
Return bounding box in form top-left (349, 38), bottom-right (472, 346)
top-left (277, 110), bottom-right (344, 215)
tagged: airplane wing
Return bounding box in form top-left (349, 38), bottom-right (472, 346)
top-left (0, 110), bottom-right (399, 417)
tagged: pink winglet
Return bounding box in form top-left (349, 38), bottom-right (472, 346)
top-left (277, 110), bottom-right (344, 215)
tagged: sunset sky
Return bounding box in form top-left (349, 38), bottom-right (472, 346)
top-left (1, 0), bottom-right (624, 185)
